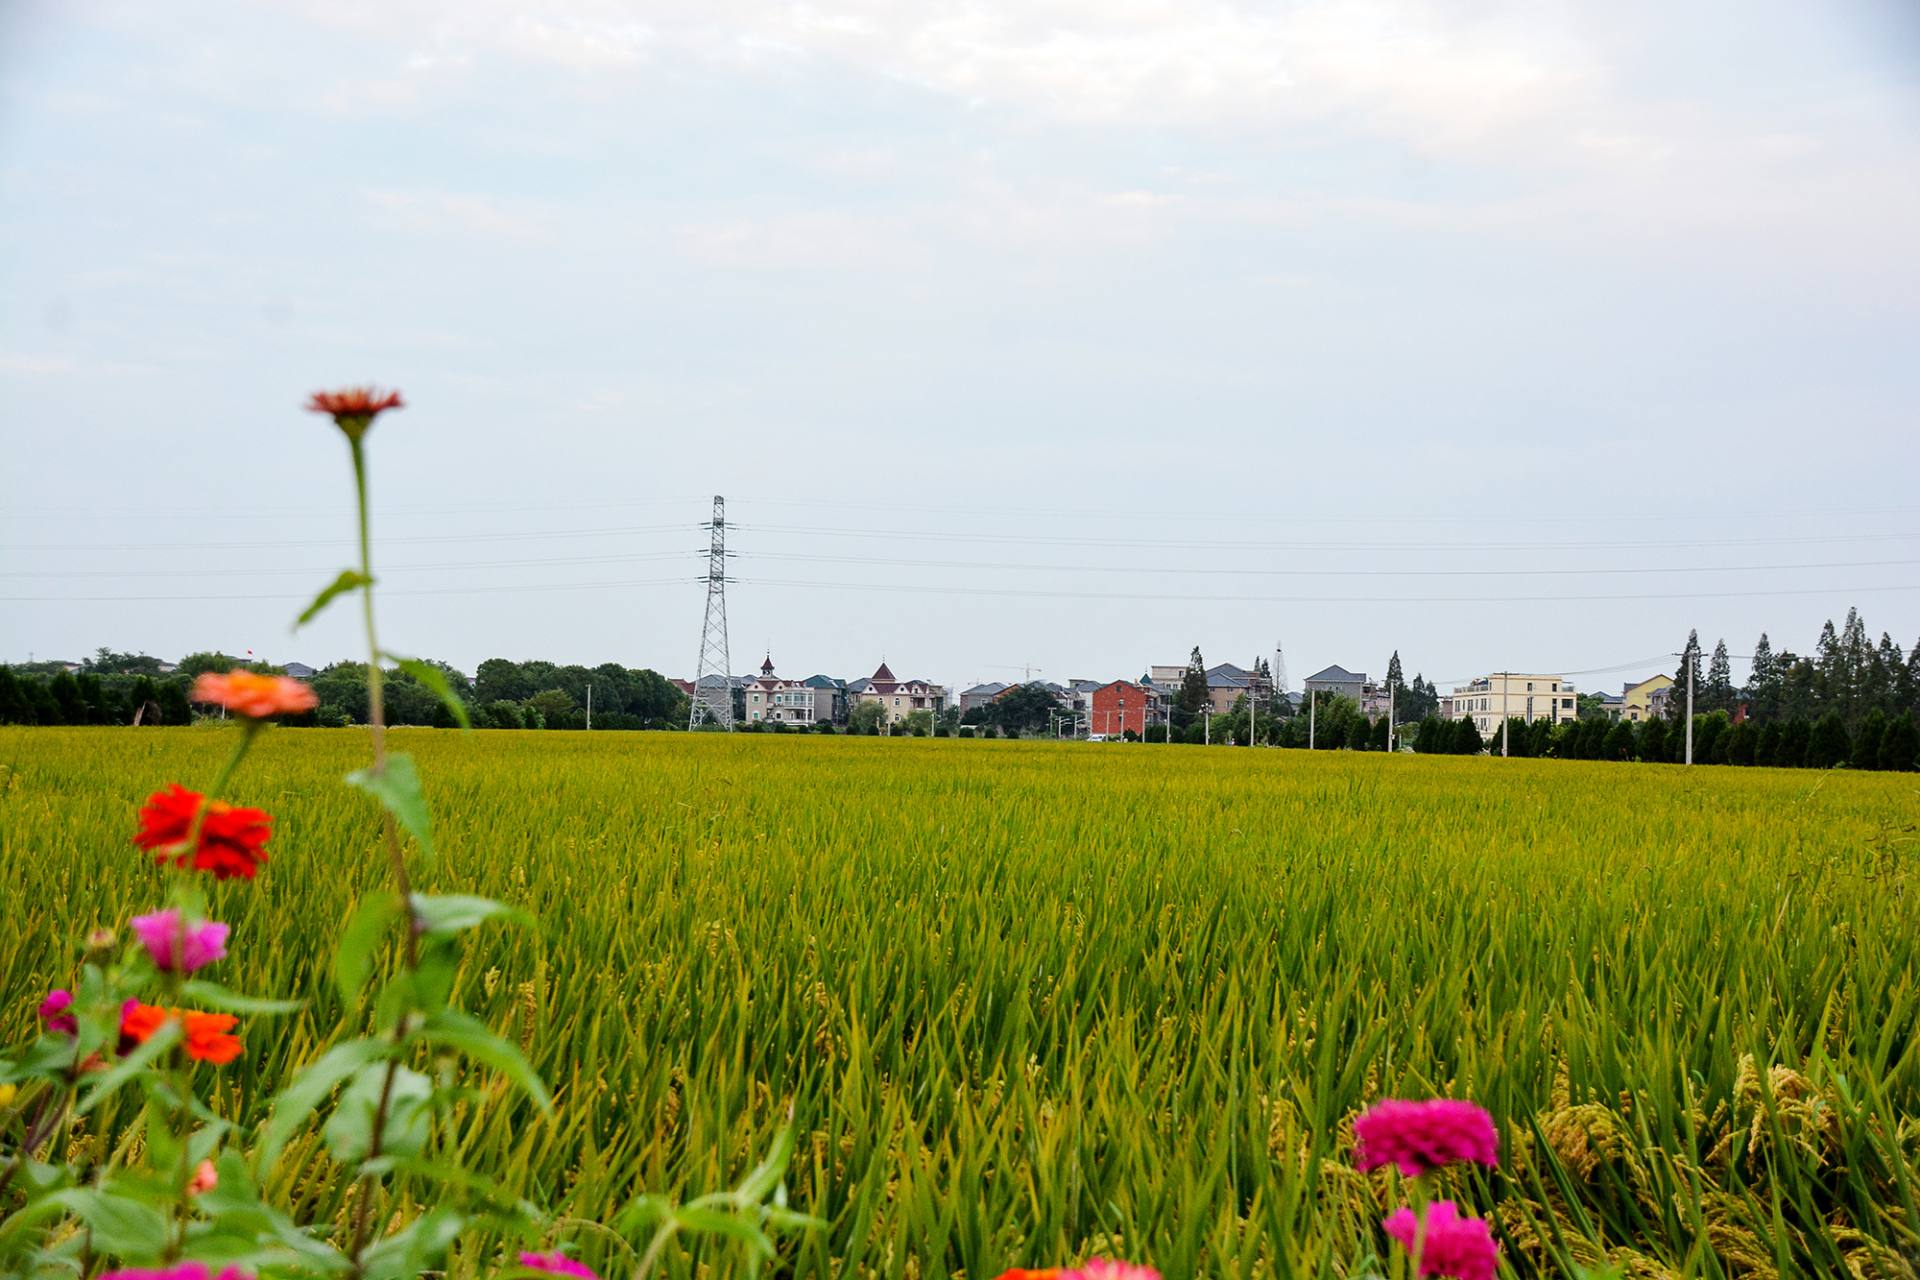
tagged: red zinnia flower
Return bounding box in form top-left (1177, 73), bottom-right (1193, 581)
top-left (133, 783), bottom-right (272, 880)
top-left (306, 386), bottom-right (403, 439)
top-left (190, 671), bottom-right (317, 719)
top-left (120, 1003), bottom-right (244, 1066)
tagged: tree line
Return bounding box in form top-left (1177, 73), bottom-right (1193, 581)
top-left (0, 651), bottom-right (690, 730)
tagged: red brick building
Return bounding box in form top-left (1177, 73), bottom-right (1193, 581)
top-left (1089, 679), bottom-right (1150, 738)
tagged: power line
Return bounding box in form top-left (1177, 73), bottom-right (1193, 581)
top-left (0, 523), bottom-right (700, 553)
top-left (732, 576), bottom-right (1920, 605)
top-left (0, 576), bottom-right (700, 603)
top-left (6, 551), bottom-right (1913, 582)
top-left (737, 523), bottom-right (1920, 554)
top-left (736, 552), bottom-right (1920, 579)
top-left (0, 551), bottom-right (701, 579)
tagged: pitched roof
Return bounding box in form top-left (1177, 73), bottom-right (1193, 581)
top-left (801, 674), bottom-right (843, 689)
top-left (963, 681), bottom-right (1009, 696)
top-left (1206, 662), bottom-right (1251, 679)
top-left (872, 662), bottom-right (896, 682)
top-left (1207, 669), bottom-right (1249, 688)
top-left (1305, 664), bottom-right (1364, 684)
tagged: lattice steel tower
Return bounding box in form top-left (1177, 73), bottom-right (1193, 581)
top-left (688, 495), bottom-right (734, 730)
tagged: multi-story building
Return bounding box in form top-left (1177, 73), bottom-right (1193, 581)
top-left (1618, 674), bottom-right (1673, 723)
top-left (959, 681), bottom-right (1009, 714)
top-left (849, 662), bottom-right (945, 728)
top-left (1303, 664), bottom-right (1367, 706)
top-left (741, 655), bottom-right (846, 726)
top-left (1089, 680), bottom-right (1154, 738)
top-left (1448, 673), bottom-right (1578, 737)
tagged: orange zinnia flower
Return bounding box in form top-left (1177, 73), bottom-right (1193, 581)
top-left (307, 385), bottom-right (404, 439)
top-left (120, 1003), bottom-right (244, 1065)
top-left (134, 783), bottom-right (272, 880)
top-left (190, 670), bottom-right (317, 719)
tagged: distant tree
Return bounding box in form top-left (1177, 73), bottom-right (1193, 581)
top-left (1704, 639), bottom-right (1734, 714)
top-left (1753, 721), bottom-right (1780, 768)
top-left (1728, 717), bottom-right (1758, 767)
top-left (1694, 711), bottom-right (1730, 765)
top-left (1667, 631), bottom-right (1701, 722)
top-left (1603, 720), bottom-right (1636, 761)
top-left (992, 683), bottom-right (1060, 733)
top-left (48, 672), bottom-right (88, 724)
top-left (1500, 718), bottom-right (1532, 758)
top-left (1526, 718), bottom-right (1555, 758)
top-left (1880, 713), bottom-right (1919, 772)
top-left (177, 651), bottom-right (241, 679)
top-left (127, 676), bottom-right (160, 725)
top-left (1385, 650), bottom-right (1404, 693)
top-left (1639, 717), bottom-right (1669, 764)
top-left (1907, 638), bottom-right (1920, 715)
top-left (1452, 717), bottom-right (1483, 755)
top-left (1854, 708), bottom-right (1889, 771)
top-left (1808, 711), bottom-right (1851, 769)
top-left (310, 663), bottom-right (371, 724)
top-left (156, 681), bottom-right (192, 726)
top-left (1179, 647), bottom-right (1209, 718)
top-left (0, 668), bottom-right (29, 724)
top-left (1776, 719), bottom-right (1811, 768)
top-left (1372, 715), bottom-right (1391, 751)
top-left (1746, 632), bottom-right (1779, 722)
top-left (1413, 717), bottom-right (1444, 754)
top-left (848, 700), bottom-right (887, 735)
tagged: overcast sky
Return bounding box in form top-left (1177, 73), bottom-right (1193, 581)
top-left (3, 0), bottom-right (1917, 694)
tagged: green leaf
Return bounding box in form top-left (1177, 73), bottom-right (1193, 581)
top-left (43, 1188), bottom-right (169, 1258)
top-left (324, 1063), bottom-right (432, 1164)
top-left (410, 893), bottom-right (528, 938)
top-left (257, 1037), bottom-right (390, 1172)
top-left (334, 890), bottom-right (405, 1005)
top-left (673, 1205), bottom-right (775, 1256)
top-left (415, 1010), bottom-right (552, 1114)
top-left (358, 1206), bottom-right (465, 1280)
top-left (385, 652), bottom-right (471, 729)
top-left (296, 569), bottom-right (372, 629)
top-left (346, 753), bottom-right (433, 860)
top-left (734, 1124), bottom-right (796, 1203)
top-left (178, 979), bottom-right (303, 1015)
top-left (76, 1018), bottom-right (181, 1115)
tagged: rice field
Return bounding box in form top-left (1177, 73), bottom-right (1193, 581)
top-left (4, 726), bottom-right (1919, 1278)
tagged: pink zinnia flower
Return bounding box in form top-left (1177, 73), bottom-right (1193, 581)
top-left (130, 909), bottom-right (230, 974)
top-left (102, 1265), bottom-right (252, 1280)
top-left (38, 988), bottom-right (77, 1035)
top-left (1061, 1264), bottom-right (1160, 1280)
top-left (1383, 1201), bottom-right (1499, 1280)
top-left (520, 1252), bottom-right (597, 1279)
top-left (1354, 1099), bottom-right (1498, 1177)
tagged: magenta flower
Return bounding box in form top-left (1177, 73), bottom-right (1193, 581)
top-left (520, 1252), bottom-right (597, 1279)
top-left (38, 988), bottom-right (77, 1035)
top-left (101, 1265), bottom-right (253, 1280)
top-left (130, 909), bottom-right (230, 974)
top-left (1354, 1099), bottom-right (1498, 1177)
top-left (1062, 1264), bottom-right (1160, 1280)
top-left (1383, 1201), bottom-right (1499, 1280)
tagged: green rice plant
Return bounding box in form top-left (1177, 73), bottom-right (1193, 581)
top-left (4, 728), bottom-right (1916, 1277)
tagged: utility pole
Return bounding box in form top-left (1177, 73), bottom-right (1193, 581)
top-left (586, 682), bottom-right (592, 731)
top-left (1685, 640), bottom-right (1696, 766)
top-left (1387, 678), bottom-right (1395, 753)
top-left (1501, 670), bottom-right (1510, 758)
top-left (1309, 689), bottom-right (1316, 750)
top-left (688, 495), bottom-right (734, 730)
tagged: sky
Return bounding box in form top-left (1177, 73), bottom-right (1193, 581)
top-left (3, 0), bottom-right (1918, 697)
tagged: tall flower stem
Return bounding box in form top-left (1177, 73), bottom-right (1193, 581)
top-left (343, 429), bottom-right (419, 1275)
